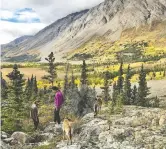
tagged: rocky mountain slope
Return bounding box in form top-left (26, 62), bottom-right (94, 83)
top-left (2, 0), bottom-right (166, 62)
top-left (1, 106), bottom-right (166, 149)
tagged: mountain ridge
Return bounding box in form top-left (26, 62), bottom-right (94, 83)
top-left (2, 0), bottom-right (166, 62)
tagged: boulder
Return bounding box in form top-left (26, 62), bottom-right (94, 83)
top-left (11, 132), bottom-right (28, 145)
top-left (0, 140), bottom-right (11, 149)
top-left (40, 133), bottom-right (54, 142)
top-left (44, 122), bottom-right (63, 135)
top-left (3, 138), bottom-right (14, 144)
top-left (1, 131), bottom-right (9, 140)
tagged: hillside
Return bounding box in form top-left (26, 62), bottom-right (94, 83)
top-left (1, 106), bottom-right (166, 149)
top-left (1, 0), bottom-right (166, 62)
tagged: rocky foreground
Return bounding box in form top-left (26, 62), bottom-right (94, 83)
top-left (1, 106), bottom-right (166, 149)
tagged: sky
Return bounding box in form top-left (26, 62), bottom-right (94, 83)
top-left (0, 0), bottom-right (104, 44)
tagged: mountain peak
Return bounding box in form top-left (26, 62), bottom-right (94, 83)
top-left (2, 0), bottom-right (166, 62)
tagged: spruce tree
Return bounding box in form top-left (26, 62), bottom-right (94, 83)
top-left (117, 60), bottom-right (124, 94)
top-left (152, 72), bottom-right (156, 78)
top-left (32, 76), bottom-right (38, 100)
top-left (71, 70), bottom-right (75, 90)
top-left (81, 60), bottom-right (88, 85)
top-left (63, 63), bottom-right (69, 100)
top-left (58, 82), bottom-right (61, 89)
top-left (112, 82), bottom-right (118, 104)
top-left (77, 60), bottom-right (96, 116)
top-left (101, 71), bottom-right (111, 101)
top-left (44, 52), bottom-right (57, 86)
top-left (24, 78), bottom-right (31, 100)
top-left (1, 72), bottom-right (8, 99)
top-left (131, 85), bottom-right (138, 105)
top-left (163, 70), bottom-right (166, 77)
top-left (137, 64), bottom-right (150, 107)
top-left (124, 64), bottom-right (132, 105)
top-left (34, 76), bottom-right (38, 94)
top-left (4, 64), bottom-right (25, 130)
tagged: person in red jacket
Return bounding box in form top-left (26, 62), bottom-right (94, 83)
top-left (52, 86), bottom-right (64, 124)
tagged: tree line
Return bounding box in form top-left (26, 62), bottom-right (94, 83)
top-left (1, 52), bottom-right (160, 133)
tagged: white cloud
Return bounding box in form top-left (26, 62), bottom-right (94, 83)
top-left (16, 11), bottom-right (40, 22)
top-left (0, 0), bottom-right (104, 44)
top-left (1, 0), bottom-right (104, 23)
top-left (0, 21), bottom-right (46, 44)
top-left (0, 9), bottom-right (14, 19)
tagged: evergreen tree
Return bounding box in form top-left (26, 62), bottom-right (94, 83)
top-left (24, 78), bottom-right (31, 100)
top-left (71, 70), bottom-right (75, 90)
top-left (117, 60), bottom-right (124, 94)
top-left (163, 70), bottom-right (166, 77)
top-left (137, 64), bottom-right (150, 107)
top-left (152, 72), bottom-right (156, 78)
top-left (63, 63), bottom-right (69, 100)
top-left (77, 60), bottom-right (96, 115)
top-left (131, 85), bottom-right (138, 105)
top-left (31, 76), bottom-right (38, 100)
top-left (30, 74), bottom-right (34, 87)
top-left (44, 52), bottom-right (57, 86)
top-left (112, 82), bottom-right (118, 104)
top-left (124, 65), bottom-right (132, 105)
top-left (114, 93), bottom-right (123, 114)
top-left (101, 71), bottom-right (111, 101)
top-left (58, 82), bottom-right (61, 89)
top-left (4, 64), bottom-right (25, 131)
top-left (81, 60), bottom-right (88, 85)
top-left (33, 76), bottom-right (38, 94)
top-left (1, 72), bottom-right (8, 99)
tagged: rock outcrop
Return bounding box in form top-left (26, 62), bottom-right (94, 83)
top-left (56, 106), bottom-right (166, 149)
top-left (1, 106), bottom-right (166, 149)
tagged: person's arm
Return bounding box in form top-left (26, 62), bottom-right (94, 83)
top-left (33, 108), bottom-right (38, 121)
top-left (56, 93), bottom-right (60, 109)
top-left (54, 94), bottom-right (57, 107)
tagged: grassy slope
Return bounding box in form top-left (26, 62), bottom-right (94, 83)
top-left (65, 21), bottom-right (166, 63)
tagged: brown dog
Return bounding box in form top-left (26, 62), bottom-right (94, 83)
top-left (62, 118), bottom-right (73, 145)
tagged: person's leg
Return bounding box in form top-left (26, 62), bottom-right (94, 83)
top-left (33, 120), bottom-right (37, 130)
top-left (54, 108), bottom-right (57, 123)
top-left (36, 117), bottom-right (39, 129)
top-left (57, 108), bottom-right (61, 124)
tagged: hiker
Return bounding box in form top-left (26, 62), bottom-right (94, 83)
top-left (30, 100), bottom-right (39, 130)
top-left (94, 96), bottom-right (102, 117)
top-left (52, 86), bottom-right (64, 125)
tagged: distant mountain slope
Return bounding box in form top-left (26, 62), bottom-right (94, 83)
top-left (1, 35), bottom-right (33, 50)
top-left (2, 0), bottom-right (166, 62)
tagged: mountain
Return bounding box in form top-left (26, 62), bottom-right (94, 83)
top-left (2, 35), bottom-right (33, 48)
top-left (2, 0), bottom-right (166, 62)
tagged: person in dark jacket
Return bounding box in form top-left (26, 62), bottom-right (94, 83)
top-left (30, 100), bottom-right (39, 130)
top-left (52, 86), bottom-right (64, 125)
top-left (94, 96), bottom-right (102, 117)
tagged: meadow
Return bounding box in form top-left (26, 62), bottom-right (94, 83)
top-left (1, 59), bottom-right (166, 90)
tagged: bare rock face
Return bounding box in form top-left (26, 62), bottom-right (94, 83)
top-left (2, 0), bottom-right (166, 62)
